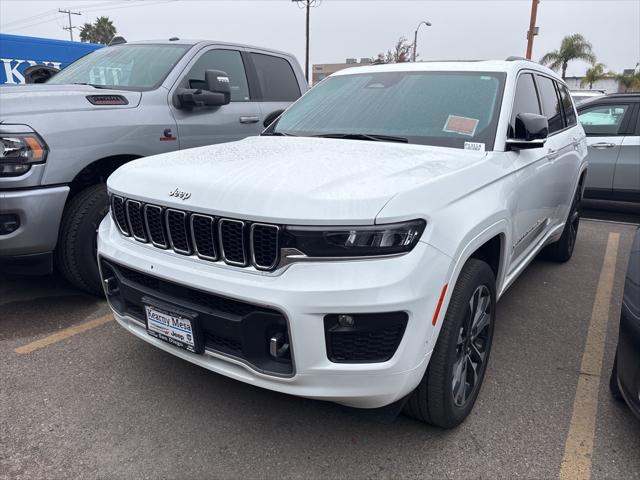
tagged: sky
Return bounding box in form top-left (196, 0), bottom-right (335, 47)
top-left (1, 0), bottom-right (639, 77)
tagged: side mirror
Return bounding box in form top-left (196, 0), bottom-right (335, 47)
top-left (506, 113), bottom-right (548, 150)
top-left (24, 64), bottom-right (59, 84)
top-left (205, 69), bottom-right (231, 104)
top-left (175, 69), bottom-right (231, 109)
top-left (263, 109), bottom-right (284, 128)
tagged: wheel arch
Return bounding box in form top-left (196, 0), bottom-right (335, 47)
top-left (66, 154), bottom-right (142, 202)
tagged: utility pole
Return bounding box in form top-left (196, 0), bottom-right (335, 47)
top-left (412, 20), bottom-right (432, 62)
top-left (292, 0), bottom-right (320, 85)
top-left (525, 0), bottom-right (540, 60)
top-left (59, 8), bottom-right (81, 42)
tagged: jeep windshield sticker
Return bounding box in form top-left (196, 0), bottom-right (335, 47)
top-left (443, 115), bottom-right (479, 137)
top-left (464, 142), bottom-right (485, 152)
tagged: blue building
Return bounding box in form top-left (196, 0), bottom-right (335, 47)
top-left (0, 33), bottom-right (102, 85)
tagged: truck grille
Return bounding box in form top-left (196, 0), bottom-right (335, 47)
top-left (110, 195), bottom-right (280, 271)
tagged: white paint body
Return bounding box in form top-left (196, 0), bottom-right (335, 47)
top-left (99, 60), bottom-right (587, 408)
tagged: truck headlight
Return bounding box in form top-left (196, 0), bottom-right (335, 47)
top-left (0, 134), bottom-right (48, 176)
top-left (282, 219), bottom-right (426, 257)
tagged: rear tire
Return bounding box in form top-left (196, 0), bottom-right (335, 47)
top-left (541, 182), bottom-right (582, 262)
top-left (55, 184), bottom-right (109, 297)
top-left (404, 259), bottom-right (496, 428)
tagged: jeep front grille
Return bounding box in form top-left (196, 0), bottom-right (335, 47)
top-left (109, 195), bottom-right (280, 271)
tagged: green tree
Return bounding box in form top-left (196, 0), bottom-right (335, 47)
top-left (580, 63), bottom-right (608, 89)
top-left (79, 16), bottom-right (117, 45)
top-left (540, 33), bottom-right (596, 79)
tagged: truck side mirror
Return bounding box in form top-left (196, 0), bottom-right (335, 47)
top-left (175, 70), bottom-right (231, 109)
top-left (506, 113), bottom-right (548, 150)
top-left (205, 70), bottom-right (231, 105)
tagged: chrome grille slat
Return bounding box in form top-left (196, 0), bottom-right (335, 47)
top-left (111, 195), bottom-right (279, 271)
top-left (166, 209), bottom-right (192, 255)
top-left (144, 204), bottom-right (168, 249)
top-left (219, 219), bottom-right (247, 267)
top-left (125, 200), bottom-right (147, 242)
top-left (251, 223), bottom-right (280, 270)
top-left (111, 195), bottom-right (130, 236)
top-left (190, 214), bottom-right (217, 261)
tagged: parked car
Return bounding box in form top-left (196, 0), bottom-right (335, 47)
top-left (0, 38), bottom-right (307, 294)
top-left (570, 89), bottom-right (606, 105)
top-left (577, 94), bottom-right (640, 203)
top-left (610, 227), bottom-right (640, 420)
top-left (98, 59), bottom-right (587, 428)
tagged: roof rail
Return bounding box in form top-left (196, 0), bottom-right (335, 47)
top-left (109, 36), bottom-right (127, 46)
top-left (505, 56), bottom-right (529, 61)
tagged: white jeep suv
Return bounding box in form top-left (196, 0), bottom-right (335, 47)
top-left (98, 60), bottom-right (587, 428)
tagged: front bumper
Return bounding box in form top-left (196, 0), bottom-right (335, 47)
top-left (98, 216), bottom-right (453, 408)
top-left (0, 185), bottom-right (69, 274)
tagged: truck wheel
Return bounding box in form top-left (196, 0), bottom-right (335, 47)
top-left (541, 183), bottom-right (581, 263)
top-left (404, 259), bottom-right (496, 428)
top-left (55, 184), bottom-right (109, 296)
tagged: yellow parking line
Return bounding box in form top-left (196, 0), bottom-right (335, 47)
top-left (559, 232), bottom-right (620, 480)
top-left (14, 313), bottom-right (114, 354)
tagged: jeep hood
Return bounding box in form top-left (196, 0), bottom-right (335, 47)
top-left (0, 84), bottom-right (141, 119)
top-left (108, 136), bottom-right (487, 225)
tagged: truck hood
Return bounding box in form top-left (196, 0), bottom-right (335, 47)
top-left (108, 136), bottom-right (487, 224)
top-left (0, 84), bottom-right (141, 118)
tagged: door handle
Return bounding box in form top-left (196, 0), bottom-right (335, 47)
top-left (547, 148), bottom-right (558, 161)
top-left (591, 142), bottom-right (616, 149)
top-left (239, 116), bottom-right (260, 124)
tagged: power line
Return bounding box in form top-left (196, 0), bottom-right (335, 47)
top-left (59, 8), bottom-right (82, 42)
top-left (291, 0), bottom-right (321, 85)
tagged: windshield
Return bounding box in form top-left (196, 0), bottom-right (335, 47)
top-left (47, 44), bottom-right (190, 91)
top-left (273, 70), bottom-right (506, 150)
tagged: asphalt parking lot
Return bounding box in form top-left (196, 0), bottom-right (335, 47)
top-left (1, 218), bottom-right (639, 480)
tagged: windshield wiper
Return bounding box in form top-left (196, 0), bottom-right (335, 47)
top-left (71, 82), bottom-right (110, 89)
top-left (262, 131), bottom-right (297, 137)
top-left (312, 133), bottom-right (409, 143)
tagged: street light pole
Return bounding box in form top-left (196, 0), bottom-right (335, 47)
top-left (292, 0), bottom-right (320, 85)
top-left (525, 0), bottom-right (540, 60)
top-left (412, 20), bottom-right (432, 62)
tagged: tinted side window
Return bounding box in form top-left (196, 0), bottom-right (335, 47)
top-left (509, 73), bottom-right (541, 137)
top-left (537, 75), bottom-right (564, 134)
top-left (185, 49), bottom-right (250, 101)
top-left (578, 104), bottom-right (630, 136)
top-left (250, 53), bottom-right (301, 102)
top-left (558, 83), bottom-right (577, 127)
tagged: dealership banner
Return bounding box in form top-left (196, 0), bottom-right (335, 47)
top-left (0, 33), bottom-right (102, 85)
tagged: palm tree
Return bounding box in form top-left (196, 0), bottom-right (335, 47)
top-left (540, 34), bottom-right (596, 79)
top-left (580, 63), bottom-right (607, 89)
top-left (615, 71), bottom-right (640, 93)
top-left (79, 16), bottom-right (117, 45)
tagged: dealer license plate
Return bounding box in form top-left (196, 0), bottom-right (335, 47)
top-left (145, 305), bottom-right (196, 352)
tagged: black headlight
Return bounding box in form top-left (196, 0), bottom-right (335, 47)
top-left (282, 219), bottom-right (426, 257)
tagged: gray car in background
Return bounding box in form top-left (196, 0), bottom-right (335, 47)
top-left (578, 93), bottom-right (640, 204)
top-left (0, 38), bottom-right (307, 294)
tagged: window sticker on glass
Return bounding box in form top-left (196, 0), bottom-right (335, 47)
top-left (464, 142), bottom-right (485, 152)
top-left (443, 115), bottom-right (479, 136)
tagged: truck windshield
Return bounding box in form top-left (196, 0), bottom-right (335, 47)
top-left (47, 44), bottom-right (190, 91)
top-left (273, 70), bottom-right (506, 150)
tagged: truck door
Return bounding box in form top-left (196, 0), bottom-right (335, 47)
top-left (245, 51), bottom-right (304, 128)
top-left (169, 47), bottom-right (263, 149)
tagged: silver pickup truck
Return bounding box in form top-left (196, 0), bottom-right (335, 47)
top-left (0, 38), bottom-right (307, 294)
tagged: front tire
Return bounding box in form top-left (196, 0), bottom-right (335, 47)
top-left (404, 259), bottom-right (496, 428)
top-left (55, 184), bottom-right (109, 296)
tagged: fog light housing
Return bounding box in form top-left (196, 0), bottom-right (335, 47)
top-left (0, 214), bottom-right (20, 235)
